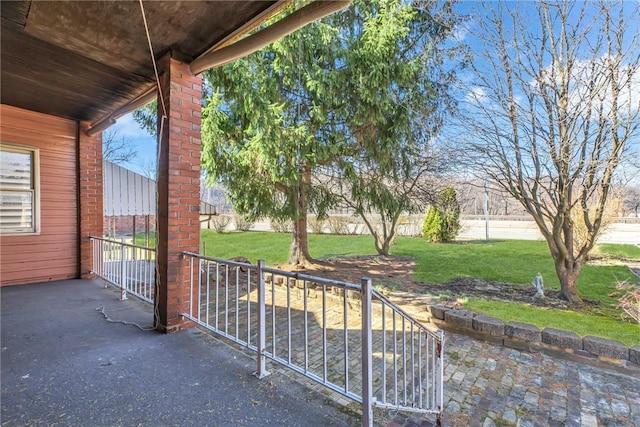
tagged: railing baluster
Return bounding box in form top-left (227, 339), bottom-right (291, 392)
top-left (255, 259), bottom-right (269, 379)
top-left (236, 267), bottom-right (240, 341)
top-left (418, 331), bottom-right (423, 408)
top-left (304, 278), bottom-right (308, 373)
top-left (215, 263), bottom-right (219, 330)
top-left (411, 322), bottom-right (415, 406)
top-left (205, 261), bottom-right (210, 323)
top-left (120, 239), bottom-right (127, 300)
top-left (361, 277), bottom-right (373, 427)
top-left (189, 257), bottom-right (194, 319)
top-left (393, 311), bottom-right (397, 405)
top-left (322, 281), bottom-right (327, 382)
top-left (382, 304), bottom-right (387, 403)
top-left (224, 264), bottom-right (229, 335)
top-left (343, 284), bottom-right (349, 394)
top-left (402, 316), bottom-right (407, 405)
top-left (287, 276), bottom-right (292, 365)
top-left (271, 274), bottom-right (276, 358)
top-left (247, 269), bottom-right (251, 346)
top-left (437, 330), bottom-right (444, 417)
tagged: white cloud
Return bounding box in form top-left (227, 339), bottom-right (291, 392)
top-left (112, 113), bottom-right (153, 139)
top-left (465, 86), bottom-right (489, 103)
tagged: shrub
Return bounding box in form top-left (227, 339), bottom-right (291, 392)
top-left (270, 218), bottom-right (293, 233)
top-left (422, 187), bottom-right (461, 242)
top-left (422, 207), bottom-right (443, 242)
top-left (326, 216), bottom-right (351, 235)
top-left (308, 216), bottom-right (325, 234)
top-left (234, 215), bottom-right (254, 231)
top-left (211, 215), bottom-right (232, 233)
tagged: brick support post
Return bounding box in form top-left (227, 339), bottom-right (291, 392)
top-left (78, 124), bottom-right (104, 279)
top-left (155, 54), bottom-right (202, 333)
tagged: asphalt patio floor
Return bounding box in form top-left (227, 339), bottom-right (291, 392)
top-left (0, 279), bottom-right (360, 426)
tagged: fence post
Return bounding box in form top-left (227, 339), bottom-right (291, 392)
top-left (255, 259), bottom-right (270, 379)
top-left (436, 329), bottom-right (445, 426)
top-left (361, 277), bottom-right (373, 427)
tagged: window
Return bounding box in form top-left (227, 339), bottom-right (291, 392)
top-left (0, 144), bottom-right (40, 234)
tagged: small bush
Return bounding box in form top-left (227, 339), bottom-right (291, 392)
top-left (421, 187), bottom-right (461, 242)
top-left (234, 215), bottom-right (254, 231)
top-left (422, 207), bottom-right (443, 242)
top-left (211, 215), bottom-right (232, 233)
top-left (270, 218), bottom-right (293, 233)
top-left (326, 216), bottom-right (350, 235)
top-left (308, 216), bottom-right (325, 234)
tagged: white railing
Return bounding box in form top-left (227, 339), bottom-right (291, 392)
top-left (181, 252), bottom-right (444, 426)
top-left (90, 236), bottom-right (156, 303)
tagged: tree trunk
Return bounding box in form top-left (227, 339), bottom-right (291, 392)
top-left (379, 238), bottom-right (391, 256)
top-left (289, 212), bottom-right (312, 265)
top-left (554, 259), bottom-right (583, 304)
top-left (288, 166), bottom-right (314, 266)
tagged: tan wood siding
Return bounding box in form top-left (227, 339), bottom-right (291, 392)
top-left (1, 105), bottom-right (78, 286)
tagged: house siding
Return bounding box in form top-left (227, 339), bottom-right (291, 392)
top-left (1, 105), bottom-right (79, 286)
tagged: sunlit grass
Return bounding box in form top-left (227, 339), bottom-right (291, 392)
top-left (593, 243), bottom-right (640, 261)
top-left (464, 299), bottom-right (640, 347)
top-left (200, 230), bottom-right (376, 264)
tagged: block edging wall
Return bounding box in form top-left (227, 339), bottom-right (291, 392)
top-left (427, 304), bottom-right (640, 372)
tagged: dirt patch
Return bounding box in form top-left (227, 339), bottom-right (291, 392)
top-left (276, 254), bottom-right (597, 311)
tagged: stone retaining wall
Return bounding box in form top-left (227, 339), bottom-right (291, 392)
top-left (428, 305), bottom-right (640, 371)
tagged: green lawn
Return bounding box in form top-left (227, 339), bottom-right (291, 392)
top-left (136, 230), bottom-right (640, 345)
top-left (593, 243), bottom-right (640, 261)
top-left (392, 238), bottom-right (637, 311)
top-left (201, 230), bottom-right (377, 264)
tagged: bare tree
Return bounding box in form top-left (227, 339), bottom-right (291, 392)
top-left (621, 185), bottom-right (640, 218)
top-left (102, 129), bottom-right (137, 165)
top-left (462, 1), bottom-right (640, 303)
top-left (139, 157), bottom-right (157, 180)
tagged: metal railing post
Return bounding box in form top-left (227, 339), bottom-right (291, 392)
top-left (436, 329), bottom-right (445, 426)
top-left (361, 277), bottom-right (373, 427)
top-left (120, 238), bottom-right (128, 300)
top-left (255, 259), bottom-right (270, 379)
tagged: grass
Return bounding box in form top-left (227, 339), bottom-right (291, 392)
top-left (133, 232), bottom-right (156, 247)
top-left (464, 299), bottom-right (640, 347)
top-left (201, 230), bottom-right (377, 264)
top-left (393, 238), bottom-right (637, 312)
top-left (392, 238), bottom-right (639, 345)
top-left (131, 230), bottom-right (640, 345)
top-left (593, 243), bottom-right (640, 261)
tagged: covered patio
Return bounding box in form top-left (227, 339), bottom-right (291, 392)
top-left (0, 279), bottom-right (360, 426)
top-left (1, 3), bottom-right (447, 425)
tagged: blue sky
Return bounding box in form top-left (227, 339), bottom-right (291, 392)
top-left (109, 113), bottom-right (156, 176)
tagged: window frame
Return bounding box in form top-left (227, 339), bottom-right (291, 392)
top-left (0, 143), bottom-right (41, 235)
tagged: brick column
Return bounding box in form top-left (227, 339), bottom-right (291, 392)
top-left (155, 54), bottom-right (202, 333)
top-left (78, 123), bottom-right (104, 278)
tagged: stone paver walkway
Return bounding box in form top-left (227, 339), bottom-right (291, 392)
top-left (382, 332), bottom-right (640, 427)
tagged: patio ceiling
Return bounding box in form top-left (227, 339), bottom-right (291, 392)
top-left (0, 1), bottom-right (348, 129)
